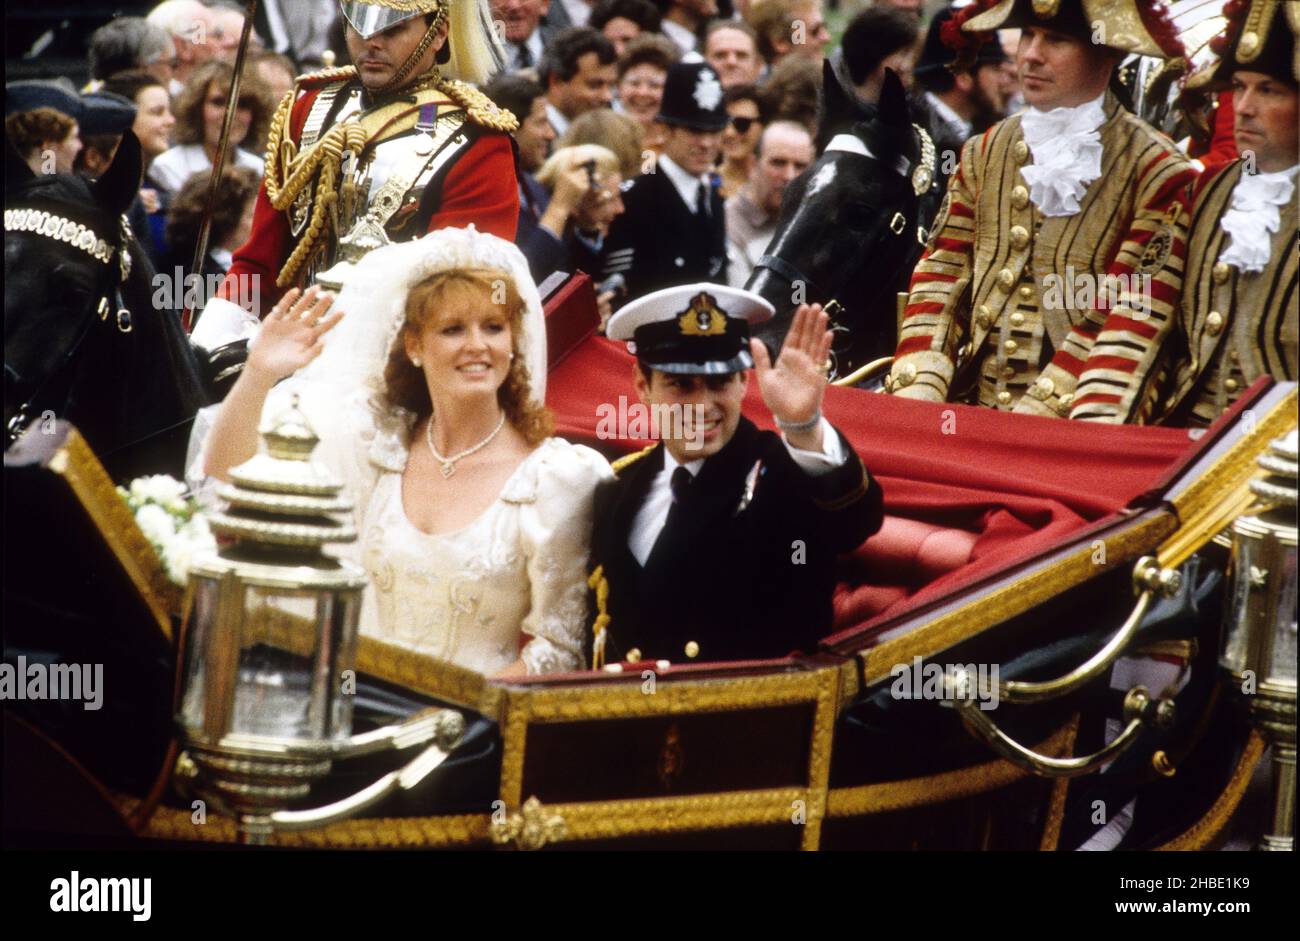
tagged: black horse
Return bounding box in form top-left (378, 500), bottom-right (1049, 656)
top-left (5, 132), bottom-right (209, 480)
top-left (747, 64), bottom-right (942, 379)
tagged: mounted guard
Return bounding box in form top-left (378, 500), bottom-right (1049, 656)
top-left (191, 0), bottom-right (521, 350)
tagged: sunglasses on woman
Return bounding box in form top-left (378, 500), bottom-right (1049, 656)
top-left (729, 116), bottom-right (758, 134)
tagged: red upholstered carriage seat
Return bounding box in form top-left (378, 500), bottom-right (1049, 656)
top-left (832, 516), bottom-right (980, 628)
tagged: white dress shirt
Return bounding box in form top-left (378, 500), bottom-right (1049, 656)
top-left (1019, 91), bottom-right (1107, 217)
top-left (627, 418), bottom-right (847, 565)
top-left (558, 0), bottom-right (592, 28)
top-left (925, 91), bottom-right (972, 142)
top-left (661, 19), bottom-right (698, 55)
top-left (545, 100), bottom-right (570, 138)
top-left (503, 28), bottom-right (545, 72)
top-left (658, 153), bottom-right (711, 216)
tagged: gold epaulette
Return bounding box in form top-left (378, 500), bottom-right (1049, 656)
top-left (294, 64), bottom-right (359, 90)
top-left (437, 78), bottom-right (518, 133)
top-left (611, 446), bottom-right (655, 475)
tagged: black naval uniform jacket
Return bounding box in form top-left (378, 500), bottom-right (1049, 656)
top-left (587, 417), bottom-right (883, 665)
top-left (600, 168), bottom-right (728, 307)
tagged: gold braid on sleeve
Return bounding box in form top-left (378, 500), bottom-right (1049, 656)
top-left (261, 69), bottom-right (370, 288)
top-left (587, 565), bottom-right (611, 670)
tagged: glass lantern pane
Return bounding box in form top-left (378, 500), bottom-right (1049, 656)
top-left (179, 575), bottom-right (222, 733)
top-left (231, 586), bottom-right (319, 740)
top-left (1272, 543), bottom-right (1297, 684)
top-left (1220, 533), bottom-right (1255, 676)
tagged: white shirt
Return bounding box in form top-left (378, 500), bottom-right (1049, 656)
top-left (661, 19), bottom-right (698, 55)
top-left (658, 153), bottom-right (711, 216)
top-left (558, 0), bottom-right (592, 28)
top-left (505, 29), bottom-right (546, 72)
top-left (1219, 163), bottom-right (1299, 274)
top-left (545, 100), bottom-right (570, 139)
top-left (1019, 91), bottom-right (1107, 217)
top-left (148, 144), bottom-right (264, 197)
top-left (627, 418), bottom-right (848, 565)
top-left (925, 91), bottom-right (971, 142)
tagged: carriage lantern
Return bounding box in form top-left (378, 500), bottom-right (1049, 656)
top-left (1220, 429), bottom-right (1297, 852)
top-left (175, 396), bottom-right (464, 844)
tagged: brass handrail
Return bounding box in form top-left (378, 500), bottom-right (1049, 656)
top-left (997, 556), bottom-right (1181, 705)
top-left (957, 686), bottom-right (1175, 778)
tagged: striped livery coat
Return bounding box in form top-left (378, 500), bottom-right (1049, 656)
top-left (886, 92), bottom-right (1196, 423)
top-left (1157, 159), bottom-right (1298, 426)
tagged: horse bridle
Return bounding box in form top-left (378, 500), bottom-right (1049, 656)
top-left (4, 207), bottom-right (136, 445)
top-left (751, 124), bottom-right (937, 311)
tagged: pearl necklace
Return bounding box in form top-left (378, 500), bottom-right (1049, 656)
top-left (425, 412), bottom-right (506, 478)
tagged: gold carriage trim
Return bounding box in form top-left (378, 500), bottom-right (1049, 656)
top-left (5, 208), bottom-right (114, 265)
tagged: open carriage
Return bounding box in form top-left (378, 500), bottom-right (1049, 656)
top-left (3, 274), bottom-right (1295, 851)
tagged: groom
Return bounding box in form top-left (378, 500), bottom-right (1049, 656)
top-left (586, 286), bottom-right (883, 668)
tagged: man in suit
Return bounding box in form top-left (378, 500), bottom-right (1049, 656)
top-left (587, 287), bottom-right (883, 667)
top-left (602, 60), bottom-right (729, 305)
top-left (492, 0), bottom-right (565, 73)
top-left (1155, 0), bottom-right (1297, 426)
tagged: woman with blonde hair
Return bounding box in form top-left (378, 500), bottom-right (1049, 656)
top-left (199, 227), bottom-right (612, 677)
top-left (558, 107), bottom-right (645, 181)
top-left (148, 59), bottom-right (273, 197)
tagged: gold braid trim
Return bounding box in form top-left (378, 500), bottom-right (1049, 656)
top-left (611, 445), bottom-right (655, 475)
top-left (438, 78), bottom-right (519, 133)
top-left (1155, 730), bottom-right (1267, 851)
top-left (587, 565), bottom-right (611, 670)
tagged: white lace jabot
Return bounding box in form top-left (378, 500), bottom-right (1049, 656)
top-left (1019, 93), bottom-right (1107, 217)
top-left (1219, 164), bottom-right (1299, 274)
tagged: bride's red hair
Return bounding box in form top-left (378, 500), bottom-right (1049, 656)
top-left (383, 268), bottom-right (554, 446)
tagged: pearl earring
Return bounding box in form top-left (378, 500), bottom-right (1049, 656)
top-left (411, 356), bottom-right (422, 367)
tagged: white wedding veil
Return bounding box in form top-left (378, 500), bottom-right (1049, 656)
top-left (185, 227), bottom-right (547, 497)
top-left (295, 225), bottom-right (547, 407)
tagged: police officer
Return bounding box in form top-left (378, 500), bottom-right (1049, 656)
top-left (601, 61), bottom-right (729, 306)
top-left (191, 0), bottom-right (521, 349)
top-left (587, 287), bottom-right (883, 667)
top-left (1157, 0), bottom-right (1297, 426)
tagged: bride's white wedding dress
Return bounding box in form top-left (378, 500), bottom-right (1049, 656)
top-left (345, 401), bottom-right (608, 674)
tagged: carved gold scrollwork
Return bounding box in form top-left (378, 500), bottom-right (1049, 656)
top-left (489, 796), bottom-right (566, 851)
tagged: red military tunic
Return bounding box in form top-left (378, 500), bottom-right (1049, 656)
top-left (200, 67), bottom-right (518, 339)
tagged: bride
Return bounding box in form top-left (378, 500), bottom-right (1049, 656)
top-left (200, 227), bottom-right (611, 677)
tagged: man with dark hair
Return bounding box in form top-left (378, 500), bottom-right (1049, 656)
top-left (602, 61), bottom-right (729, 301)
top-left (589, 0), bottom-right (662, 55)
top-left (588, 291), bottom-right (881, 667)
top-left (910, 5), bottom-right (1013, 195)
top-left (1154, 1), bottom-right (1297, 426)
top-left (839, 3), bottom-right (921, 101)
top-left (86, 17), bottom-right (174, 90)
top-left (887, 0), bottom-right (1196, 424)
top-left (658, 0), bottom-right (717, 55)
top-left (484, 72), bottom-right (567, 276)
top-left (538, 26), bottom-right (618, 136)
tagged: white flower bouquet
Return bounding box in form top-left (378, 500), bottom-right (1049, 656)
top-left (117, 475), bottom-right (218, 586)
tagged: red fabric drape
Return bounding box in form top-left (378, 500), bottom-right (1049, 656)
top-left (546, 335), bottom-right (1199, 641)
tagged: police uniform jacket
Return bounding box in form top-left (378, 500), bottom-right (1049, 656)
top-left (215, 66), bottom-right (519, 317)
top-left (1158, 159), bottom-right (1298, 426)
top-left (587, 417), bottom-right (882, 665)
top-left (888, 91), bottom-right (1195, 423)
top-left (600, 167), bottom-right (728, 306)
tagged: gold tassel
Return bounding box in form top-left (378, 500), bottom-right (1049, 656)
top-left (587, 566), bottom-right (610, 671)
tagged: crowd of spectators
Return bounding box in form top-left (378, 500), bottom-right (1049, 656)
top-left (5, 0), bottom-right (1020, 321)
